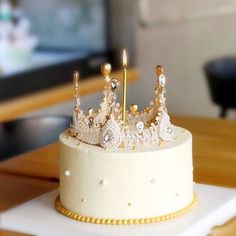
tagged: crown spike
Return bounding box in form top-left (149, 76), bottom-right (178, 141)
top-left (72, 70), bottom-right (81, 136)
top-left (73, 71), bottom-right (80, 82)
top-left (73, 71), bottom-right (80, 93)
top-left (156, 65), bottom-right (166, 90)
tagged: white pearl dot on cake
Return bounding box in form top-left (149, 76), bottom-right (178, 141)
top-left (81, 198), bottom-right (87, 203)
top-left (150, 178), bottom-right (157, 184)
top-left (128, 202), bottom-right (132, 206)
top-left (99, 179), bottom-right (108, 186)
top-left (175, 193), bottom-right (179, 197)
top-left (64, 170), bottom-right (71, 176)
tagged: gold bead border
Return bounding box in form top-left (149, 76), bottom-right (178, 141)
top-left (55, 193), bottom-right (198, 225)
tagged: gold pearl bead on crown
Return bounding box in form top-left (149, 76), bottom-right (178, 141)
top-left (130, 104), bottom-right (138, 115)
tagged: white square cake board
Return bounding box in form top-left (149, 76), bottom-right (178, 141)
top-left (1, 184), bottom-right (236, 236)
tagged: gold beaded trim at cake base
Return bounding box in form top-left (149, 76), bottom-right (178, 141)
top-left (55, 193), bottom-right (198, 225)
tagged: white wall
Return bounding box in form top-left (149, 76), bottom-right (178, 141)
top-left (133, 0), bottom-right (236, 118)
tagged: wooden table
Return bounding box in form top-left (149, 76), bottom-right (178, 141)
top-left (0, 115), bottom-right (236, 235)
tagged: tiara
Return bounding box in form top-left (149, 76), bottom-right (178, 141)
top-left (70, 50), bottom-right (174, 149)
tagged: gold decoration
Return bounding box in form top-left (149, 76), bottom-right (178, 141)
top-left (156, 65), bottom-right (164, 76)
top-left (88, 108), bottom-right (94, 117)
top-left (122, 49), bottom-right (128, 123)
top-left (71, 56), bottom-right (177, 148)
top-left (156, 64), bottom-right (166, 93)
top-left (101, 63), bottom-right (112, 79)
top-left (73, 71), bottom-right (79, 85)
top-left (130, 104), bottom-right (138, 115)
top-left (55, 193), bottom-right (198, 225)
top-left (73, 71), bottom-right (80, 95)
top-left (158, 140), bottom-right (164, 146)
top-left (88, 108), bottom-right (94, 128)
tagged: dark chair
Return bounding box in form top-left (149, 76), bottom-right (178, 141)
top-left (0, 116), bottom-right (71, 161)
top-left (204, 57), bottom-right (236, 118)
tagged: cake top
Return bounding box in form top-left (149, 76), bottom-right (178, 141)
top-left (70, 50), bottom-right (175, 149)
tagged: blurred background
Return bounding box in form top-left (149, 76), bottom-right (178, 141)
top-left (1, 0), bottom-right (236, 121)
top-left (1, 2), bottom-right (236, 234)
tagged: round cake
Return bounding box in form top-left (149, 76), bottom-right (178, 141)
top-left (56, 63), bottom-right (197, 224)
top-left (58, 126), bottom-right (196, 223)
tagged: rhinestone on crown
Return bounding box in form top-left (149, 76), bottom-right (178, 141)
top-left (71, 64), bottom-right (174, 149)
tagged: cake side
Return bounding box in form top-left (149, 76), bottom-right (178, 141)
top-left (59, 126), bottom-right (194, 220)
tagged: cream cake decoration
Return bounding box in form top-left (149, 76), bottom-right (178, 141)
top-left (71, 56), bottom-right (174, 149)
top-left (56, 50), bottom-right (197, 225)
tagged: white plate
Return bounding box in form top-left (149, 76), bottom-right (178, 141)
top-left (1, 184), bottom-right (236, 236)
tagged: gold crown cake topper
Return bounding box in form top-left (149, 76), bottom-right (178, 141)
top-left (71, 49), bottom-right (174, 149)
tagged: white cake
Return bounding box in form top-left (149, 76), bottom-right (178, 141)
top-left (56, 63), bottom-right (197, 224)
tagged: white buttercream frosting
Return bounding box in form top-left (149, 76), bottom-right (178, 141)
top-left (59, 126), bottom-right (193, 219)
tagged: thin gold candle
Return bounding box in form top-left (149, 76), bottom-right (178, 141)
top-left (122, 49), bottom-right (128, 123)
